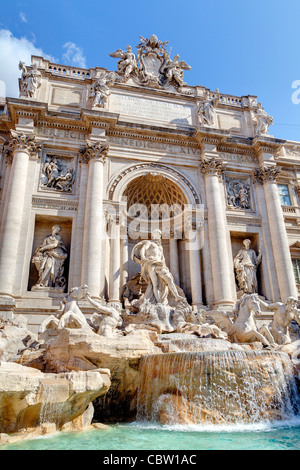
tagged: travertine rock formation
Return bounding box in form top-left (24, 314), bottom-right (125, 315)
top-left (0, 361), bottom-right (110, 434)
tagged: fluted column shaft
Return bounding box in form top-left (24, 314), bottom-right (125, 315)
top-left (254, 166), bottom-right (298, 301)
top-left (81, 141), bottom-right (108, 297)
top-left (169, 237), bottom-right (180, 287)
top-left (109, 217), bottom-right (121, 303)
top-left (186, 230), bottom-right (203, 307)
top-left (0, 132), bottom-right (40, 295)
top-left (120, 223), bottom-right (129, 297)
top-left (201, 158), bottom-right (233, 307)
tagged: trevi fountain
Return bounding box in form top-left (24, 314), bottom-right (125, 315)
top-left (0, 34), bottom-right (300, 451)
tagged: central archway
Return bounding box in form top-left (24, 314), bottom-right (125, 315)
top-left (106, 162), bottom-right (203, 307)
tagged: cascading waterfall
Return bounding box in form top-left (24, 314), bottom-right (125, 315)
top-left (39, 381), bottom-right (62, 426)
top-left (136, 350), bottom-right (300, 425)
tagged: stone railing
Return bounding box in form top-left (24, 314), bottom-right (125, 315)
top-left (282, 205), bottom-right (300, 225)
top-left (47, 64), bottom-right (90, 79)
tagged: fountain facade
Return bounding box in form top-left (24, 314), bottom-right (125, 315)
top-left (1, 33), bottom-right (300, 445)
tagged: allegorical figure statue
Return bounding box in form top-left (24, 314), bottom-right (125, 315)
top-left (109, 45), bottom-right (138, 81)
top-left (86, 293), bottom-right (123, 337)
top-left (90, 72), bottom-right (115, 108)
top-left (255, 103), bottom-right (273, 135)
top-left (259, 296), bottom-right (300, 345)
top-left (131, 229), bottom-right (184, 307)
top-left (19, 61), bottom-right (42, 98)
top-left (32, 225), bottom-right (68, 290)
top-left (234, 239), bottom-right (262, 294)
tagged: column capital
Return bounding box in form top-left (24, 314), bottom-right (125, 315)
top-left (200, 157), bottom-right (226, 177)
top-left (5, 131), bottom-right (42, 160)
top-left (253, 165), bottom-right (282, 184)
top-left (80, 140), bottom-right (109, 164)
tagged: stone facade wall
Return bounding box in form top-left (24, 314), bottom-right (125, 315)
top-left (0, 44), bottom-right (299, 332)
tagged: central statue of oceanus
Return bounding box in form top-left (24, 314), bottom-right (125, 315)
top-left (131, 229), bottom-right (184, 307)
top-left (129, 229), bottom-right (191, 333)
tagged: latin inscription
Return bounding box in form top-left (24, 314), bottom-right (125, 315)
top-left (110, 93), bottom-right (194, 125)
top-left (37, 127), bottom-right (87, 141)
top-left (108, 135), bottom-right (201, 156)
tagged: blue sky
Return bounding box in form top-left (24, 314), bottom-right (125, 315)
top-left (0, 0), bottom-right (300, 141)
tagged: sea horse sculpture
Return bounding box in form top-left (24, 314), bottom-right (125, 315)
top-left (211, 293), bottom-right (275, 346)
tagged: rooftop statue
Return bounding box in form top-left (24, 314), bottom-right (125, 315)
top-left (254, 103), bottom-right (273, 135)
top-left (90, 71), bottom-right (116, 108)
top-left (109, 45), bottom-right (139, 81)
top-left (198, 91), bottom-right (219, 127)
top-left (19, 61), bottom-right (42, 99)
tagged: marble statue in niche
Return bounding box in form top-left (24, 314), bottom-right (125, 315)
top-left (31, 225), bottom-right (68, 291)
top-left (90, 71), bottom-right (116, 108)
top-left (233, 239), bottom-right (262, 294)
top-left (131, 229), bottom-right (185, 307)
top-left (126, 229), bottom-right (191, 333)
top-left (19, 61), bottom-right (42, 99)
top-left (225, 177), bottom-right (251, 210)
top-left (41, 156), bottom-right (75, 192)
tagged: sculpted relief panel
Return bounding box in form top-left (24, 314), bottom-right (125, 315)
top-left (225, 176), bottom-right (252, 210)
top-left (40, 154), bottom-right (76, 193)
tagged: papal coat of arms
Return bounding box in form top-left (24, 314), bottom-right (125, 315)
top-left (109, 34), bottom-right (191, 92)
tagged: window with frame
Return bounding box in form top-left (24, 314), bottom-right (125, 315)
top-left (292, 259), bottom-right (300, 284)
top-left (278, 184), bottom-right (292, 206)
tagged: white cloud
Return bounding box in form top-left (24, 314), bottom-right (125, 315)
top-left (0, 31), bottom-right (87, 100)
top-left (19, 12), bottom-right (28, 23)
top-left (62, 42), bottom-right (87, 69)
top-left (0, 29), bottom-right (53, 98)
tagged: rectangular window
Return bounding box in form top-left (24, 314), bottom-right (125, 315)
top-left (292, 259), bottom-right (300, 284)
top-left (278, 184), bottom-right (292, 206)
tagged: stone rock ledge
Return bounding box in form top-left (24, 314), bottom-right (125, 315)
top-left (0, 361), bottom-right (110, 437)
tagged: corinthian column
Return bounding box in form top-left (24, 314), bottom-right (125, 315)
top-left (0, 131), bottom-right (41, 295)
top-left (80, 141), bottom-right (108, 297)
top-left (253, 165), bottom-right (298, 301)
top-left (200, 157), bottom-right (234, 308)
top-left (108, 215), bottom-right (121, 304)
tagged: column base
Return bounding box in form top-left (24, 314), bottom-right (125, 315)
top-left (212, 300), bottom-right (236, 312)
top-left (0, 295), bottom-right (16, 321)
